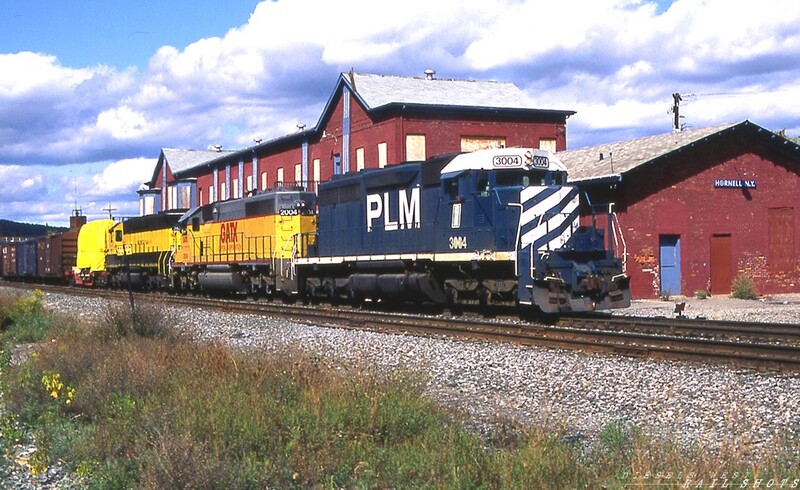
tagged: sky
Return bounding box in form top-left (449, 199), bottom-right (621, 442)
top-left (1, 0), bottom-right (799, 225)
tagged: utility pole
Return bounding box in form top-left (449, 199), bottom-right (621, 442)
top-left (672, 93), bottom-right (682, 131)
top-left (103, 203), bottom-right (116, 220)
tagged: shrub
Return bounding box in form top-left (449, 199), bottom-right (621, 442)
top-left (695, 290), bottom-right (708, 299)
top-left (101, 302), bottom-right (175, 340)
top-left (0, 290), bottom-right (52, 342)
top-left (730, 273), bottom-right (758, 299)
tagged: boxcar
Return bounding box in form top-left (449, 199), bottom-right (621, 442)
top-left (16, 240), bottom-right (38, 277)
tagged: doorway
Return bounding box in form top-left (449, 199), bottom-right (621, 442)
top-left (659, 235), bottom-right (681, 296)
top-left (710, 234), bottom-right (732, 295)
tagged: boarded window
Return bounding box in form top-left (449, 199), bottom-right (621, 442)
top-left (277, 168), bottom-right (284, 186)
top-left (460, 136), bottom-right (506, 152)
top-left (539, 138), bottom-right (557, 153)
top-left (378, 142), bottom-right (387, 168)
top-left (313, 159), bottom-right (320, 193)
top-left (769, 207), bottom-right (794, 271)
top-left (294, 163), bottom-right (302, 186)
top-left (178, 185), bottom-right (192, 208)
top-left (232, 178), bottom-right (239, 199)
top-left (356, 147), bottom-right (365, 171)
top-left (261, 172), bottom-right (267, 190)
top-left (406, 134), bottom-right (426, 161)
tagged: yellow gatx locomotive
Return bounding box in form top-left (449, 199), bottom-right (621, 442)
top-left (172, 186), bottom-right (317, 296)
top-left (106, 213), bottom-right (182, 289)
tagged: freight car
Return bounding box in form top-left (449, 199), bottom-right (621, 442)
top-left (0, 212), bottom-right (86, 284)
top-left (71, 219), bottom-right (116, 286)
top-left (172, 186), bottom-right (317, 295)
top-left (294, 147), bottom-right (630, 313)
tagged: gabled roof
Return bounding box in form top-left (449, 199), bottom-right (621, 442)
top-left (560, 120), bottom-right (800, 184)
top-left (149, 148), bottom-right (235, 186)
top-left (346, 72), bottom-right (550, 110)
top-left (314, 71), bottom-right (575, 129)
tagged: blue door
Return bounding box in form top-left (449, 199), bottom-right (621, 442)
top-left (659, 235), bottom-right (681, 296)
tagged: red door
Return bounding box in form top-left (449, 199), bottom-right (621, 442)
top-left (710, 234), bottom-right (732, 295)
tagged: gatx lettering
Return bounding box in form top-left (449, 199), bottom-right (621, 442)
top-left (220, 222), bottom-right (238, 243)
top-left (366, 187), bottom-right (420, 232)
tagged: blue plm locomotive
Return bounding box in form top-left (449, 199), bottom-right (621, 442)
top-left (294, 147), bottom-right (630, 313)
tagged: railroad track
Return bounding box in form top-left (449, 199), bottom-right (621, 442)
top-left (4, 281), bottom-right (800, 373)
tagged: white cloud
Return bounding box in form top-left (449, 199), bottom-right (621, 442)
top-left (88, 158), bottom-right (155, 196)
top-left (3, 0), bottom-right (800, 224)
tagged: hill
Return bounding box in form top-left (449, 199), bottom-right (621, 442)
top-left (0, 219), bottom-right (66, 238)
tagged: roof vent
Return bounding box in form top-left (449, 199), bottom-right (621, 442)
top-left (424, 69), bottom-right (436, 80)
top-left (297, 123), bottom-right (306, 132)
top-left (213, 144), bottom-right (222, 152)
top-left (254, 138), bottom-right (262, 145)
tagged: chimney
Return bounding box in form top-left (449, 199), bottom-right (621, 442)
top-left (424, 69), bottom-right (436, 80)
top-left (69, 209), bottom-right (86, 231)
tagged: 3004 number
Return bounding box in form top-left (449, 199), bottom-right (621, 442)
top-left (449, 236), bottom-right (468, 249)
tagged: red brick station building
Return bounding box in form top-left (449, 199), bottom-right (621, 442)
top-left (141, 71), bottom-right (800, 299)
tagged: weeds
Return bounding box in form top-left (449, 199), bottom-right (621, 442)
top-left (731, 273), bottom-right (758, 299)
top-left (0, 290), bottom-right (52, 343)
top-left (2, 291), bottom-right (799, 487)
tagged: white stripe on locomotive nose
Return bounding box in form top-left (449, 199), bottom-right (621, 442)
top-left (520, 194), bottom-right (579, 249)
top-left (520, 188), bottom-right (569, 228)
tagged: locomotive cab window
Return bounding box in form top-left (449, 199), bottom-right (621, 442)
top-left (114, 230), bottom-right (123, 242)
top-left (477, 172), bottom-right (490, 196)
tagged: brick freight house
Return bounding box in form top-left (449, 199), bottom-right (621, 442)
top-left (561, 120), bottom-right (800, 298)
top-left (142, 71), bottom-right (574, 213)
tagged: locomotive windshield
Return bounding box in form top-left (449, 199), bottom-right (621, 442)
top-left (494, 169), bottom-right (567, 188)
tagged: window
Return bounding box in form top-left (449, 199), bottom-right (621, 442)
top-left (769, 207), bottom-right (794, 271)
top-left (261, 171), bottom-right (268, 190)
top-left (168, 186), bottom-right (177, 210)
top-left (460, 136), bottom-right (506, 152)
top-left (246, 175), bottom-right (253, 193)
top-left (178, 185), bottom-right (192, 208)
top-left (406, 134), bottom-right (426, 161)
top-left (378, 142), bottom-right (387, 168)
top-left (219, 182), bottom-right (226, 201)
top-left (539, 138), bottom-right (557, 153)
top-left (313, 158), bottom-right (320, 192)
top-left (333, 154), bottom-right (342, 175)
top-left (209, 185), bottom-right (214, 203)
top-left (198, 188), bottom-right (204, 206)
top-left (356, 147), bottom-right (365, 171)
top-left (277, 168), bottom-right (284, 186)
top-left (232, 179), bottom-right (239, 199)
top-left (295, 163), bottom-right (302, 186)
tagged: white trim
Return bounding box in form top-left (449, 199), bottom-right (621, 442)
top-left (295, 250), bottom-right (516, 265)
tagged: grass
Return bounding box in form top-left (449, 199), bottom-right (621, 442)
top-left (0, 289), bottom-right (798, 487)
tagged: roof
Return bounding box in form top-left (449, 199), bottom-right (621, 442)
top-left (347, 72), bottom-right (551, 111)
top-left (149, 148), bottom-right (235, 185)
top-left (560, 121), bottom-right (800, 184)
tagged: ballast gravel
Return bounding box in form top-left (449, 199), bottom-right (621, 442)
top-left (3, 288), bottom-right (800, 487)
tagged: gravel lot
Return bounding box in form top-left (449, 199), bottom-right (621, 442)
top-left (3, 288), bottom-right (800, 487)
